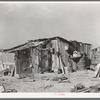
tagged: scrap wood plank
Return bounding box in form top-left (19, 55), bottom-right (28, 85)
top-left (76, 83), bottom-right (100, 93)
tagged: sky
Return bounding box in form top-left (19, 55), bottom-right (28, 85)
top-left (0, 2), bottom-right (100, 49)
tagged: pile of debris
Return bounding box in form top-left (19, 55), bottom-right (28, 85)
top-left (51, 75), bottom-right (70, 83)
top-left (71, 83), bottom-right (100, 93)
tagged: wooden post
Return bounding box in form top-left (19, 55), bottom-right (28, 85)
top-left (14, 51), bottom-right (19, 77)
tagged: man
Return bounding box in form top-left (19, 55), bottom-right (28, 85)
top-left (93, 61), bottom-right (100, 78)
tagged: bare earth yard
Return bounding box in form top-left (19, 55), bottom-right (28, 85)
top-left (0, 70), bottom-right (100, 93)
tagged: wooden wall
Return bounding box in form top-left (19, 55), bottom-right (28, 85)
top-left (0, 52), bottom-right (15, 63)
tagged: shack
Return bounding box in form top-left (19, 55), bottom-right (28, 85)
top-left (3, 37), bottom-right (92, 77)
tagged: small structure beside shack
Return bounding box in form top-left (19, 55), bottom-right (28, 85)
top-left (3, 36), bottom-right (92, 77)
top-left (0, 51), bottom-right (15, 76)
top-left (91, 47), bottom-right (100, 65)
top-left (70, 40), bottom-right (92, 70)
top-left (70, 40), bottom-right (92, 58)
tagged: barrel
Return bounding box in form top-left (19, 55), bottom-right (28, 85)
top-left (77, 56), bottom-right (86, 70)
top-left (66, 62), bottom-right (73, 73)
top-left (72, 60), bottom-right (77, 71)
top-left (67, 58), bottom-right (73, 72)
top-left (68, 66), bottom-right (73, 73)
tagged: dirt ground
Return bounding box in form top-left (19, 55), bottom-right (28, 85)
top-left (0, 70), bottom-right (100, 93)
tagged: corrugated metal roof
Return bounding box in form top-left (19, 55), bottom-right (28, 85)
top-left (3, 36), bottom-right (72, 52)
